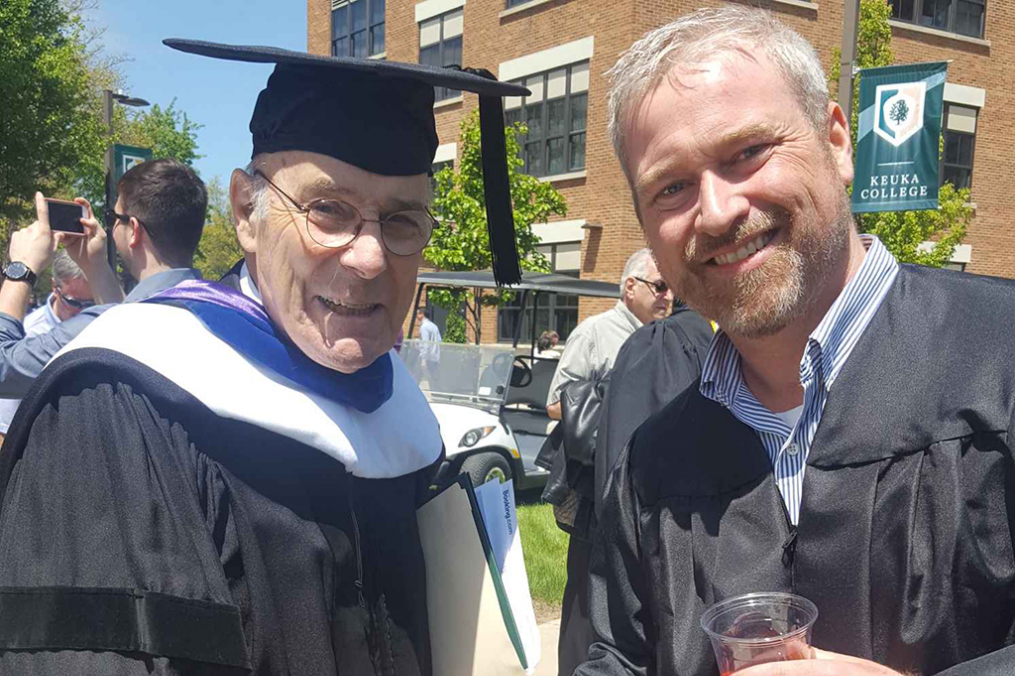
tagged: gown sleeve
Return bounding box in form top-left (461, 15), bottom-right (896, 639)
top-left (0, 376), bottom-right (249, 675)
top-left (575, 444), bottom-right (654, 676)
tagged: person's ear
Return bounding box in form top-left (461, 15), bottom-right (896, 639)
top-left (231, 168), bottom-right (259, 254)
top-left (128, 217), bottom-right (144, 249)
top-left (826, 101), bottom-right (854, 186)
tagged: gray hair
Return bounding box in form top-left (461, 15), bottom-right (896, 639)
top-left (607, 6), bottom-right (830, 176)
top-left (619, 247), bottom-right (655, 293)
top-left (51, 250), bottom-right (85, 286)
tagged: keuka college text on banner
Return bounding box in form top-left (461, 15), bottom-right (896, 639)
top-left (852, 62), bottom-right (948, 214)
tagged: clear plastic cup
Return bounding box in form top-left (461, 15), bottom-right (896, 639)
top-left (700, 592), bottom-right (818, 675)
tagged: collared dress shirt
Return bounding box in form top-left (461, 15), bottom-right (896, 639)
top-left (699, 235), bottom-right (899, 524)
top-left (547, 300), bottom-right (642, 407)
top-left (0, 268), bottom-right (201, 400)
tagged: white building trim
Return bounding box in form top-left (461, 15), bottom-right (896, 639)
top-left (432, 142), bottom-right (457, 165)
top-left (943, 83), bottom-right (986, 109)
top-left (918, 241), bottom-right (972, 264)
top-left (498, 37), bottom-right (594, 82)
top-left (531, 219), bottom-right (586, 244)
top-left (415, 0), bottom-right (465, 24)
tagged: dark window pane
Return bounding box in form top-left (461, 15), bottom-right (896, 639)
top-left (554, 307), bottom-right (577, 341)
top-left (351, 30), bottom-right (368, 58)
top-left (568, 132), bottom-right (586, 171)
top-left (352, 0), bottom-right (367, 32)
top-left (370, 0), bottom-right (385, 26)
top-left (506, 0), bottom-right (530, 7)
top-left (959, 134), bottom-right (973, 165)
top-left (921, 0), bottom-right (952, 29)
top-left (944, 133), bottom-right (961, 163)
top-left (332, 37), bottom-right (349, 56)
top-left (942, 165), bottom-right (971, 190)
top-left (526, 102), bottom-right (544, 139)
top-left (890, 0), bottom-right (915, 19)
top-left (548, 137), bottom-right (565, 175)
top-left (547, 98), bottom-right (566, 137)
top-left (505, 108), bottom-right (523, 130)
top-left (955, 1), bottom-right (984, 36)
top-left (525, 142), bottom-right (543, 176)
top-left (333, 5), bottom-right (349, 39)
top-left (420, 44), bottom-right (440, 67)
top-left (570, 92), bottom-right (588, 132)
top-left (444, 36), bottom-right (462, 98)
top-left (371, 25), bottom-right (385, 54)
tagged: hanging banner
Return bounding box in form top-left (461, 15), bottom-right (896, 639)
top-left (852, 62), bottom-right (948, 214)
top-left (111, 144), bottom-right (153, 207)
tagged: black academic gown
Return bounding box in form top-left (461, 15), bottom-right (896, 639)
top-left (0, 348), bottom-right (436, 675)
top-left (577, 264), bottom-right (1015, 676)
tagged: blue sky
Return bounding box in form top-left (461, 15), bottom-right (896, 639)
top-left (87, 1), bottom-right (309, 189)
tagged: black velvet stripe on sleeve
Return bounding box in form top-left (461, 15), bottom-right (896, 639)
top-left (0, 587), bottom-right (249, 668)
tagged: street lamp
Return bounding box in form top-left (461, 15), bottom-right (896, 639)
top-left (103, 89), bottom-right (150, 268)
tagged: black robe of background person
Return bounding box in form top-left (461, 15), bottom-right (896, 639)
top-left (0, 348), bottom-right (437, 675)
top-left (556, 306), bottom-right (714, 676)
top-left (576, 264), bottom-right (1015, 676)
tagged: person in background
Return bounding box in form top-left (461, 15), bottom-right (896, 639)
top-left (535, 330), bottom-right (561, 358)
top-left (579, 6), bottom-right (1015, 675)
top-left (0, 159), bottom-right (207, 400)
top-left (0, 252), bottom-right (95, 437)
top-left (545, 247), bottom-right (672, 676)
top-left (417, 306), bottom-right (442, 388)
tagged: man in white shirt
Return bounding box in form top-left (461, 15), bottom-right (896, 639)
top-left (0, 252), bottom-right (94, 435)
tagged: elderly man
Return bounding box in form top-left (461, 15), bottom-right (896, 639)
top-left (578, 6), bottom-right (1015, 676)
top-left (0, 43), bottom-right (525, 674)
top-left (546, 247), bottom-right (671, 675)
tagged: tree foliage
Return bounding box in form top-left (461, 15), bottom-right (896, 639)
top-left (830, 0), bottom-right (970, 266)
top-left (424, 110), bottom-right (568, 342)
top-left (194, 177), bottom-right (245, 281)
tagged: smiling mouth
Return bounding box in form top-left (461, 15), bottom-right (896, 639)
top-left (318, 296), bottom-right (380, 316)
top-left (709, 230), bottom-right (777, 266)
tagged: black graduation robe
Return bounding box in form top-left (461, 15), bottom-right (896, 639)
top-left (578, 264), bottom-right (1015, 676)
top-left (0, 346), bottom-right (437, 675)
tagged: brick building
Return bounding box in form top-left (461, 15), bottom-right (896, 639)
top-left (307, 0), bottom-right (1014, 343)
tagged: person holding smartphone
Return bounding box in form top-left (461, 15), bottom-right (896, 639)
top-left (0, 159), bottom-right (207, 402)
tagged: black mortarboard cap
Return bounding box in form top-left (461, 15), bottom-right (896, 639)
top-left (164, 39), bottom-right (527, 285)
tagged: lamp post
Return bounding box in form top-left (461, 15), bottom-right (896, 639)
top-left (103, 89), bottom-right (150, 268)
top-left (838, 0), bottom-right (862, 123)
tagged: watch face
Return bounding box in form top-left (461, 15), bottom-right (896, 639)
top-left (5, 262), bottom-right (30, 281)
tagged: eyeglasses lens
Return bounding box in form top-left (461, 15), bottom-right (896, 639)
top-left (305, 199), bottom-right (434, 255)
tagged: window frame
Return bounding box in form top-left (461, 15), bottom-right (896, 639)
top-left (331, 0), bottom-right (386, 58)
top-left (419, 10), bottom-right (464, 102)
top-left (940, 102), bottom-right (977, 192)
top-left (504, 62), bottom-right (588, 178)
top-left (497, 242), bottom-right (580, 342)
top-left (888, 0), bottom-right (986, 39)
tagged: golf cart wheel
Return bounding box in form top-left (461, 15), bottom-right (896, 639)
top-left (462, 452), bottom-right (512, 487)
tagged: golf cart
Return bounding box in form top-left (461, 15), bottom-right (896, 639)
top-left (400, 271), bottom-right (619, 491)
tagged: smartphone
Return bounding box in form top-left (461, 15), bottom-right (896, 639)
top-left (44, 198), bottom-right (86, 235)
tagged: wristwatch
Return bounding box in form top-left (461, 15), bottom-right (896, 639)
top-left (3, 262), bottom-right (38, 288)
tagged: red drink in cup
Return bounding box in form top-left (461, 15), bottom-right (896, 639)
top-left (700, 592), bottom-right (818, 675)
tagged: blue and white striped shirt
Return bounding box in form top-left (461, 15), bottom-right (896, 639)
top-left (699, 235), bottom-right (899, 525)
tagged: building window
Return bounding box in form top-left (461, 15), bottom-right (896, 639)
top-left (889, 0), bottom-right (986, 38)
top-left (505, 0), bottom-right (532, 8)
top-left (498, 242), bottom-right (581, 342)
top-left (332, 0), bottom-right (385, 58)
top-left (430, 159), bottom-right (453, 193)
top-left (941, 103), bottom-right (977, 191)
top-left (504, 62), bottom-right (588, 177)
top-left (420, 9), bottom-right (463, 101)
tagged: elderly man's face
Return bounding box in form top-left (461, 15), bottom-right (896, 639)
top-left (233, 152), bottom-right (426, 374)
top-left (624, 53), bottom-right (854, 338)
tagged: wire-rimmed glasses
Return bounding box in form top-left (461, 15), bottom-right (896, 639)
top-left (254, 170), bottom-right (435, 256)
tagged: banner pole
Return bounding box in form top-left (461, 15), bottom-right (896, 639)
top-left (838, 0), bottom-right (862, 121)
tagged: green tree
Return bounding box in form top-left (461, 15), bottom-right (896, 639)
top-left (830, 0), bottom-right (970, 266)
top-left (194, 177), bottom-right (245, 281)
top-left (425, 110), bottom-right (567, 342)
top-left (0, 0), bottom-right (105, 242)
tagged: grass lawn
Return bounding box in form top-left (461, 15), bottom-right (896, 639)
top-left (517, 494), bottom-right (569, 615)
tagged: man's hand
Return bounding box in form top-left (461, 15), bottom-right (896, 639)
top-left (61, 198), bottom-right (109, 275)
top-left (8, 193), bottom-right (58, 276)
top-left (737, 649), bottom-right (904, 676)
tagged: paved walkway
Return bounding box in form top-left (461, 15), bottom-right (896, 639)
top-left (532, 618), bottom-right (561, 676)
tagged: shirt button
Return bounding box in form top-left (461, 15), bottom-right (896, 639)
top-left (786, 443), bottom-right (800, 456)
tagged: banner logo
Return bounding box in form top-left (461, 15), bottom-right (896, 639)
top-left (873, 81), bottom-right (926, 147)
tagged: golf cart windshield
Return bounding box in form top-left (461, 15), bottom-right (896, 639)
top-left (400, 339), bottom-right (515, 408)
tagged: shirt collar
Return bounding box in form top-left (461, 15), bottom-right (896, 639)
top-left (613, 300), bottom-right (644, 332)
top-left (700, 234), bottom-right (899, 406)
top-left (44, 294), bottom-right (61, 326)
top-left (125, 268), bottom-right (203, 303)
top-left (238, 262), bottom-right (263, 304)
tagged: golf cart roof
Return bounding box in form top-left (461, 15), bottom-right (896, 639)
top-left (416, 270), bottom-right (619, 298)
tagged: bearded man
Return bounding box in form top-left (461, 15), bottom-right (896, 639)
top-left (0, 42), bottom-right (526, 675)
top-left (577, 6), bottom-right (1015, 676)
